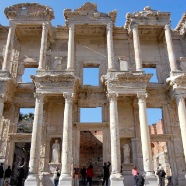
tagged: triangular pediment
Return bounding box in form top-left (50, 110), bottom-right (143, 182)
top-left (75, 2), bottom-right (97, 13)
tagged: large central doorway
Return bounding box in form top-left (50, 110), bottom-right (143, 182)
top-left (80, 130), bottom-right (103, 178)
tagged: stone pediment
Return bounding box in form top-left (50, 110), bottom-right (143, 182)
top-left (64, 2), bottom-right (117, 25)
top-left (175, 13), bottom-right (186, 36)
top-left (4, 3), bottom-right (54, 21)
top-left (125, 6), bottom-right (170, 30)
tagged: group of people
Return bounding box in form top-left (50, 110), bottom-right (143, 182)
top-left (0, 159), bottom-right (25, 186)
top-left (0, 163), bottom-right (12, 186)
top-left (132, 165), bottom-right (167, 186)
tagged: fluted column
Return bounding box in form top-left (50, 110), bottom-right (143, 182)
top-left (2, 22), bottom-right (16, 71)
top-left (0, 94), bottom-right (5, 143)
top-left (59, 92), bottom-right (73, 185)
top-left (38, 23), bottom-right (48, 70)
top-left (164, 24), bottom-right (177, 71)
top-left (137, 93), bottom-right (153, 176)
top-left (67, 24), bottom-right (74, 70)
top-left (176, 95), bottom-right (186, 163)
top-left (131, 23), bottom-right (142, 71)
top-left (106, 22), bottom-right (115, 70)
top-left (107, 93), bottom-right (121, 174)
top-left (25, 93), bottom-right (44, 186)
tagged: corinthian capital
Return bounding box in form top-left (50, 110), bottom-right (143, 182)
top-left (175, 94), bottom-right (186, 104)
top-left (34, 93), bottom-right (44, 103)
top-left (107, 93), bottom-right (118, 102)
top-left (106, 22), bottom-right (113, 32)
top-left (63, 92), bottom-right (74, 103)
top-left (164, 24), bottom-right (170, 31)
top-left (42, 23), bottom-right (49, 30)
top-left (68, 23), bottom-right (74, 31)
top-left (137, 93), bottom-right (148, 101)
top-left (130, 22), bottom-right (138, 30)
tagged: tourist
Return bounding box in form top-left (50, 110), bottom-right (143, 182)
top-left (156, 167), bottom-right (166, 186)
top-left (80, 166), bottom-right (86, 185)
top-left (0, 163), bottom-right (4, 186)
top-left (53, 166), bottom-right (60, 186)
top-left (102, 162), bottom-right (111, 186)
top-left (4, 180), bottom-right (10, 186)
top-left (17, 159), bottom-right (25, 186)
top-left (86, 164), bottom-right (94, 186)
top-left (136, 173), bottom-right (145, 186)
top-left (4, 166), bottom-right (12, 184)
top-left (73, 165), bottom-right (80, 186)
top-left (132, 165), bottom-right (139, 186)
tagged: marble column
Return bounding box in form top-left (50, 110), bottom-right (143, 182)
top-left (0, 94), bottom-right (5, 139)
top-left (67, 24), bottom-right (74, 70)
top-left (176, 95), bottom-right (186, 163)
top-left (59, 92), bottom-right (73, 186)
top-left (131, 23), bottom-right (142, 71)
top-left (38, 23), bottom-right (48, 70)
top-left (2, 22), bottom-right (16, 71)
top-left (106, 22), bottom-right (115, 71)
top-left (107, 93), bottom-right (123, 185)
top-left (25, 93), bottom-right (44, 186)
top-left (137, 93), bottom-right (154, 176)
top-left (164, 24), bottom-right (177, 71)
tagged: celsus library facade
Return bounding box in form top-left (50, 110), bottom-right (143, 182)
top-left (0, 2), bottom-right (186, 186)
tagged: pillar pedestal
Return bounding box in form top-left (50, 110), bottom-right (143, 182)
top-left (110, 173), bottom-right (124, 186)
top-left (59, 174), bottom-right (73, 186)
top-left (144, 175), bottom-right (158, 186)
top-left (24, 174), bottom-right (40, 186)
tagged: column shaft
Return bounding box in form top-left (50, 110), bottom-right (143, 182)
top-left (164, 24), bottom-right (177, 71)
top-left (108, 93), bottom-right (121, 174)
top-left (137, 93), bottom-right (153, 175)
top-left (28, 94), bottom-right (44, 174)
top-left (132, 24), bottom-right (142, 71)
top-left (61, 92), bottom-right (73, 175)
top-left (38, 23), bottom-right (48, 70)
top-left (67, 24), bottom-right (74, 70)
top-left (2, 23), bottom-right (16, 71)
top-left (107, 23), bottom-right (115, 70)
top-left (176, 95), bottom-right (186, 163)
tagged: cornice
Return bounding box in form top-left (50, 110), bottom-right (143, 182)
top-left (175, 12), bottom-right (186, 35)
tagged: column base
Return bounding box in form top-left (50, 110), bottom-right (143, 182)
top-left (58, 174), bottom-right (72, 186)
top-left (0, 70), bottom-right (11, 78)
top-left (144, 174), bottom-right (157, 186)
top-left (24, 174), bottom-right (40, 186)
top-left (110, 173), bottom-right (124, 186)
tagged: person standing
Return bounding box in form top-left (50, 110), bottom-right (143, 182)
top-left (80, 166), bottom-right (86, 185)
top-left (136, 173), bottom-right (145, 186)
top-left (102, 162), bottom-right (111, 186)
top-left (73, 165), bottom-right (80, 186)
top-left (53, 167), bottom-right (60, 186)
top-left (0, 163), bottom-right (4, 186)
top-left (156, 167), bottom-right (166, 186)
top-left (132, 165), bottom-right (139, 186)
top-left (4, 166), bottom-right (12, 184)
top-left (17, 159), bottom-right (25, 186)
top-left (86, 164), bottom-right (94, 186)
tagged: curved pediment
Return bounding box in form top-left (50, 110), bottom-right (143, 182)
top-left (4, 3), bottom-right (54, 21)
top-left (64, 2), bottom-right (117, 25)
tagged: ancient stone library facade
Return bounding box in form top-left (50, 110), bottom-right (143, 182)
top-left (0, 1), bottom-right (186, 186)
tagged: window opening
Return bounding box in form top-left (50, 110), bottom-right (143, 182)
top-left (143, 68), bottom-right (158, 83)
top-left (22, 68), bottom-right (37, 83)
top-left (80, 107), bottom-right (102, 122)
top-left (83, 67), bottom-right (99, 86)
top-left (147, 108), bottom-right (162, 126)
top-left (18, 108), bottom-right (35, 133)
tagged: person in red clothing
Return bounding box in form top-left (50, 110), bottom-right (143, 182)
top-left (86, 164), bottom-right (94, 186)
top-left (132, 165), bottom-right (139, 186)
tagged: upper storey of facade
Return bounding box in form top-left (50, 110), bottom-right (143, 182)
top-left (0, 2), bottom-right (186, 96)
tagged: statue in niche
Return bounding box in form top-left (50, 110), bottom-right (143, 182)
top-left (123, 144), bottom-right (130, 164)
top-left (51, 139), bottom-right (60, 163)
top-left (52, 57), bottom-right (62, 70)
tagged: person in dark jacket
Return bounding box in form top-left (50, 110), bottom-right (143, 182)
top-left (136, 173), bottom-right (145, 186)
top-left (4, 166), bottom-right (12, 184)
top-left (102, 162), bottom-right (111, 186)
top-left (156, 167), bottom-right (166, 186)
top-left (80, 166), bottom-right (86, 185)
top-left (17, 160), bottom-right (25, 186)
top-left (0, 163), bottom-right (4, 186)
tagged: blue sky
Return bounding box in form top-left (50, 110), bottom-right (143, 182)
top-left (1, 0), bottom-right (182, 124)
